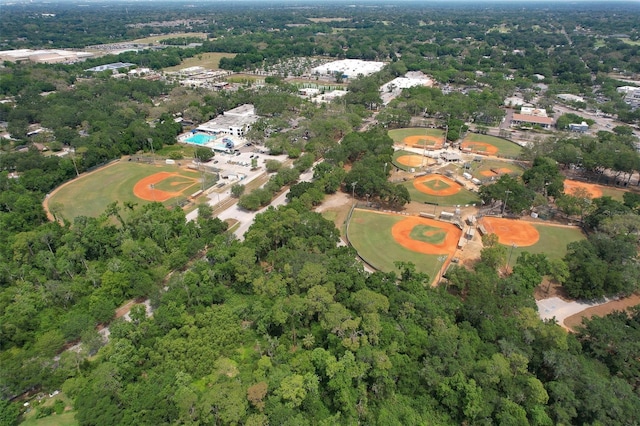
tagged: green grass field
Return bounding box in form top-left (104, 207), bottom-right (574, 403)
top-left (598, 185), bottom-right (628, 201)
top-left (347, 210), bottom-right (448, 276)
top-left (48, 161), bottom-right (214, 221)
top-left (506, 224), bottom-right (585, 267)
top-left (463, 133), bottom-right (523, 157)
top-left (468, 159), bottom-right (525, 180)
top-left (21, 393), bottom-right (77, 426)
top-left (388, 127), bottom-right (445, 143)
top-left (403, 180), bottom-right (481, 206)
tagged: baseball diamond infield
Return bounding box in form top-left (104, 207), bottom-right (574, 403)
top-left (396, 155), bottom-right (425, 167)
top-left (413, 174), bottom-right (462, 196)
top-left (460, 141), bottom-right (499, 155)
top-left (479, 217), bottom-right (540, 246)
top-left (391, 216), bottom-right (461, 255)
top-left (134, 172), bottom-right (201, 202)
top-left (402, 134), bottom-right (444, 149)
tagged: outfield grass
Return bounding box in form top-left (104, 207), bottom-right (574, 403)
top-left (598, 185), bottom-right (628, 201)
top-left (463, 133), bottom-right (523, 157)
top-left (403, 180), bottom-right (481, 206)
top-left (347, 210), bottom-right (447, 276)
top-left (388, 127), bottom-right (445, 143)
top-left (48, 161), bottom-right (210, 221)
top-left (506, 224), bottom-right (585, 267)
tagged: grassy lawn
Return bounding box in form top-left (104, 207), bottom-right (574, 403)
top-left (347, 210), bottom-right (446, 276)
top-left (163, 52), bottom-right (236, 72)
top-left (48, 161), bottom-right (212, 221)
top-left (598, 185), bottom-right (628, 201)
top-left (403, 180), bottom-right (481, 206)
top-left (619, 38), bottom-right (640, 46)
top-left (506, 224), bottom-right (585, 267)
top-left (468, 159), bottom-right (525, 180)
top-left (463, 133), bottom-right (523, 157)
top-left (388, 127), bottom-right (445, 143)
top-left (155, 143), bottom-right (197, 159)
top-left (21, 393), bottom-right (77, 426)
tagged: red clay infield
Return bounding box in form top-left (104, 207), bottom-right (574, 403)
top-left (397, 155), bottom-right (425, 167)
top-left (564, 179), bottom-right (602, 198)
top-left (413, 174), bottom-right (462, 196)
top-left (133, 172), bottom-right (197, 202)
top-left (479, 217), bottom-right (539, 247)
top-left (461, 141), bottom-right (499, 155)
top-left (391, 216), bottom-right (461, 255)
top-left (402, 135), bottom-right (444, 149)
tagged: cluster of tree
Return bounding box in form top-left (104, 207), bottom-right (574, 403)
top-left (0, 199), bottom-right (228, 402)
top-left (5, 195), bottom-right (640, 424)
top-left (522, 128), bottom-right (640, 186)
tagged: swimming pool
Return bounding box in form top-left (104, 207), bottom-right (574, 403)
top-left (184, 133), bottom-right (215, 145)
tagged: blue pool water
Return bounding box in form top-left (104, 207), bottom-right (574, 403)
top-left (184, 133), bottom-right (215, 145)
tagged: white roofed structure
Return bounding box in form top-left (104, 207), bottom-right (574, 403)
top-left (311, 59), bottom-right (385, 79)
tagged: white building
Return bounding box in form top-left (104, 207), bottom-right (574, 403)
top-left (557, 93), bottom-right (585, 103)
top-left (195, 104), bottom-right (259, 137)
top-left (311, 59), bottom-right (385, 79)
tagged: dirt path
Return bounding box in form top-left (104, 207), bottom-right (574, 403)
top-left (563, 294), bottom-right (640, 330)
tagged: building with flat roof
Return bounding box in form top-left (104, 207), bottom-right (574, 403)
top-left (569, 122), bottom-right (589, 133)
top-left (85, 62), bottom-right (135, 72)
top-left (511, 113), bottom-right (554, 129)
top-left (311, 59), bottom-right (385, 79)
top-left (195, 104), bottom-right (259, 137)
top-left (0, 49), bottom-right (93, 63)
top-left (557, 93), bottom-right (585, 103)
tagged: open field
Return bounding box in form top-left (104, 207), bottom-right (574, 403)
top-left (21, 393), bottom-right (77, 426)
top-left (462, 133), bottom-right (522, 157)
top-left (46, 161), bottom-right (215, 221)
top-left (403, 175), bottom-right (480, 206)
top-left (479, 217), bottom-right (586, 266)
top-left (619, 38), bottom-right (640, 46)
top-left (348, 209), bottom-right (461, 278)
top-left (162, 52), bottom-right (236, 71)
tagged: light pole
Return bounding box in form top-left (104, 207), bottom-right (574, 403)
top-left (351, 181), bottom-right (358, 206)
top-left (502, 190), bottom-right (512, 215)
top-left (147, 138), bottom-right (155, 164)
top-left (150, 184), bottom-right (156, 202)
top-left (384, 162), bottom-right (388, 175)
top-left (507, 242), bottom-right (517, 273)
top-left (432, 255), bottom-right (446, 285)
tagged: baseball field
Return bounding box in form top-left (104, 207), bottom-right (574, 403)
top-left (45, 161), bottom-right (215, 221)
top-left (388, 128), bottom-right (446, 149)
top-left (347, 209), bottom-right (462, 282)
top-left (403, 174), bottom-right (481, 206)
top-left (478, 216), bottom-right (586, 267)
top-left (461, 133), bottom-right (522, 158)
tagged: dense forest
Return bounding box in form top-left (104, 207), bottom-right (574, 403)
top-left (1, 1), bottom-right (640, 425)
